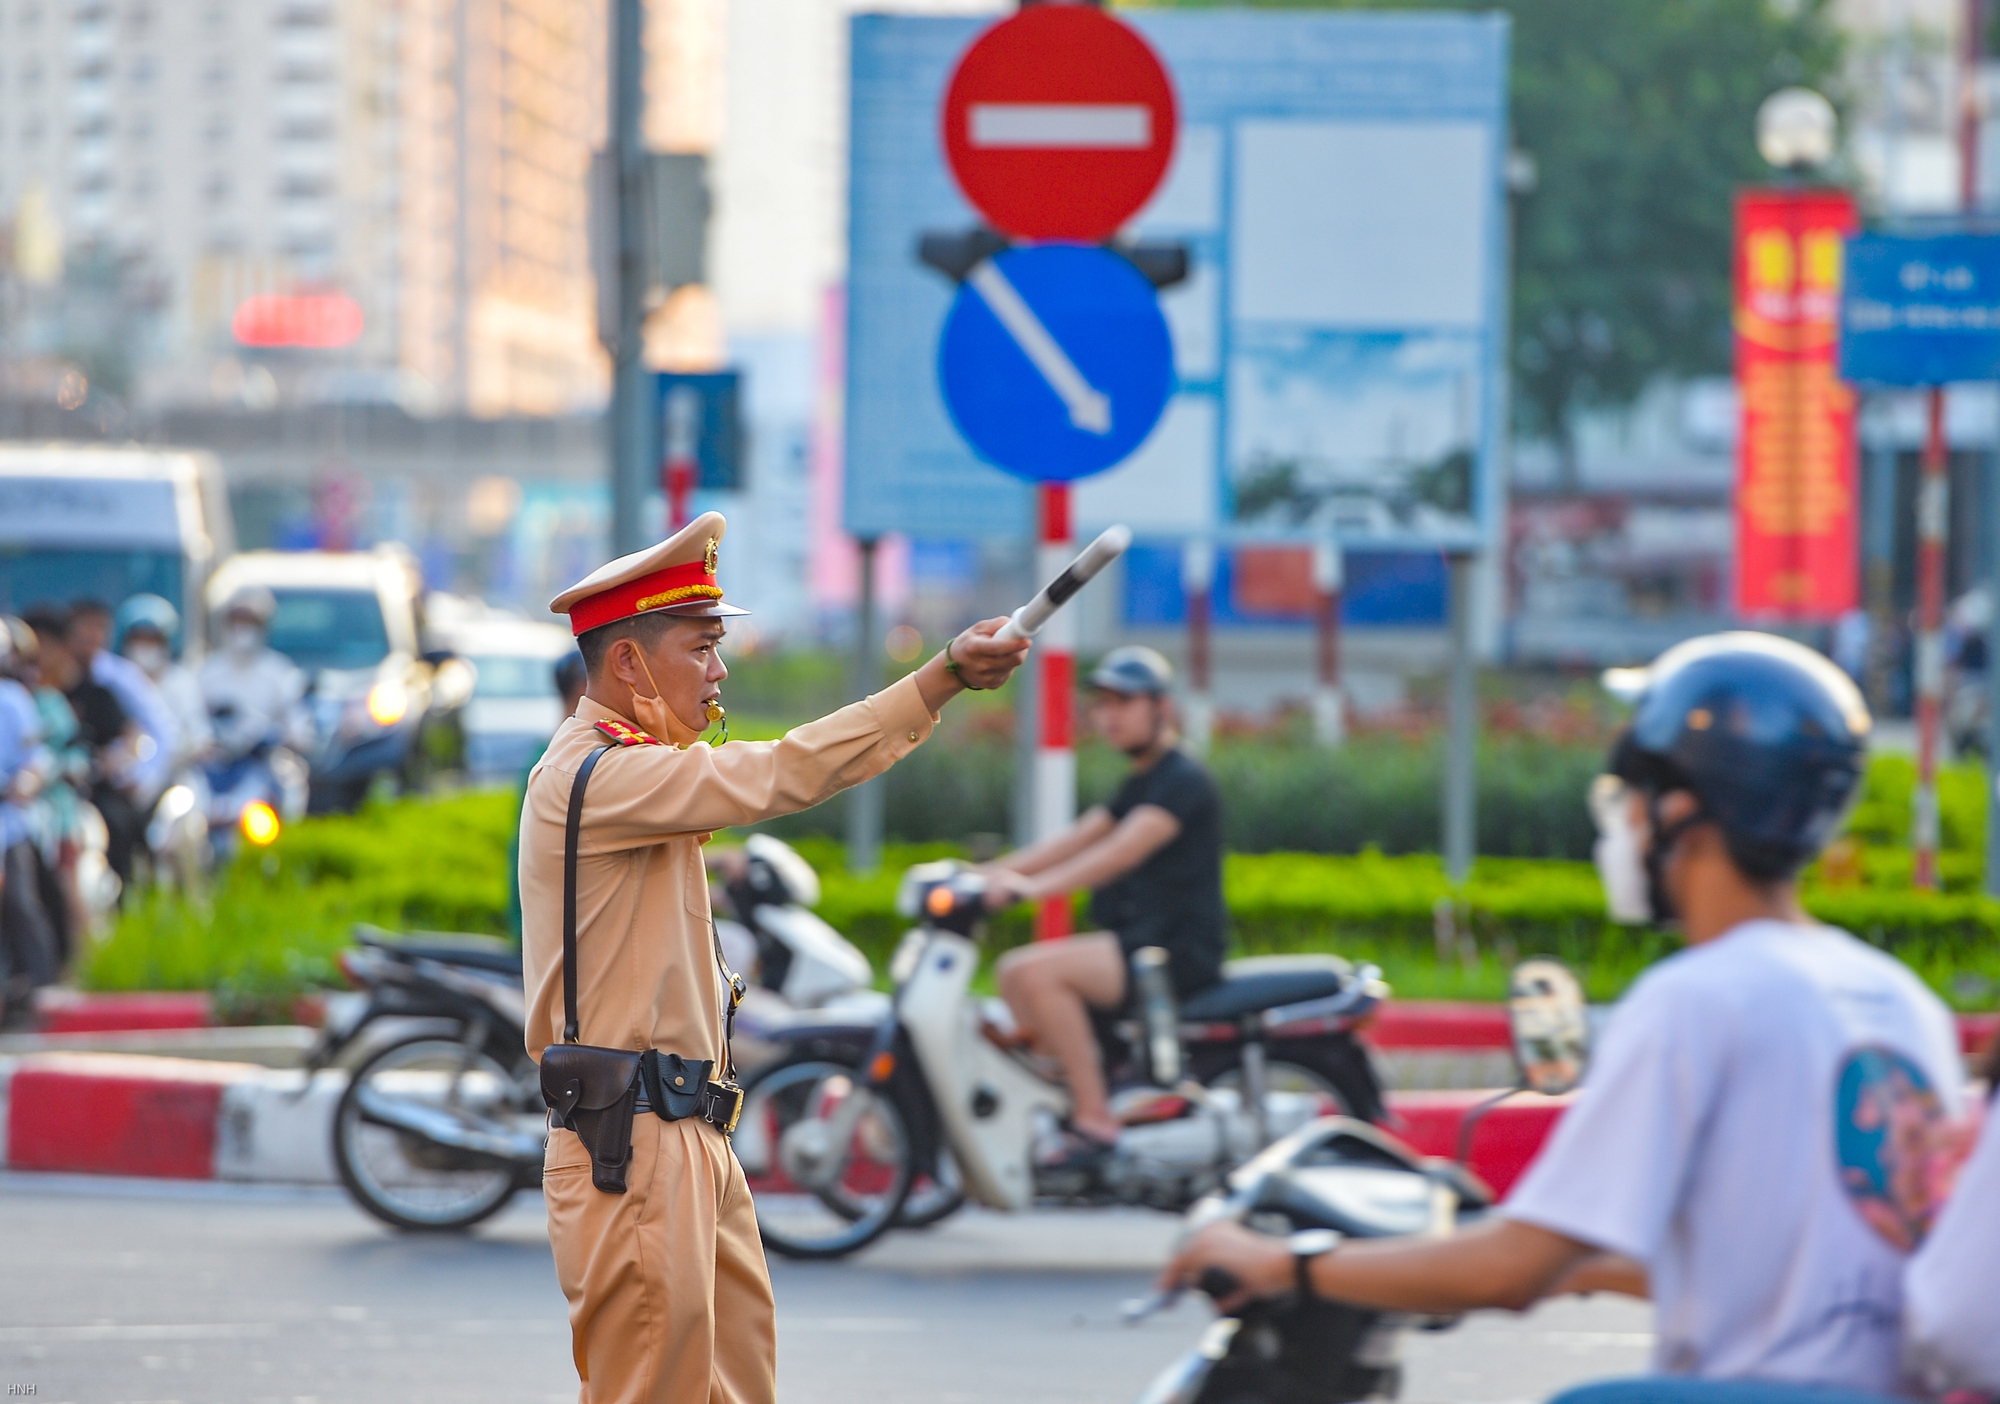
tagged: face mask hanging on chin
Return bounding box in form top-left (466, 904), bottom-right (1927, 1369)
top-left (630, 646), bottom-right (727, 746)
top-left (1589, 774), bottom-right (1654, 925)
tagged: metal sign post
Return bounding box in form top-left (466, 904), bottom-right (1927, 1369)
top-left (1843, 230), bottom-right (2000, 891)
top-left (1034, 485), bottom-right (1076, 940)
top-left (1312, 541), bottom-right (1345, 747)
top-left (1444, 554), bottom-right (1477, 885)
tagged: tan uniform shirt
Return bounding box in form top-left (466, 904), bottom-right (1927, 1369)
top-left (520, 675), bottom-right (936, 1065)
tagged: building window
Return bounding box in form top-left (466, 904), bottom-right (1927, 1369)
top-left (278, 115), bottom-right (334, 141)
top-left (279, 173), bottom-right (331, 199)
top-left (205, 173), bottom-right (231, 203)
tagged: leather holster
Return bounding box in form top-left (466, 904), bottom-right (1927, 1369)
top-left (540, 1043), bottom-right (643, 1193)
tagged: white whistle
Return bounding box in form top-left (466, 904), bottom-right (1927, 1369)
top-left (996, 525), bottom-right (1133, 642)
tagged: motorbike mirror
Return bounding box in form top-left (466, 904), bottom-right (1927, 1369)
top-left (1506, 958), bottom-right (1589, 1097)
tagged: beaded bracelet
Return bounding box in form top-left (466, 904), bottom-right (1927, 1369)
top-left (944, 637), bottom-right (988, 690)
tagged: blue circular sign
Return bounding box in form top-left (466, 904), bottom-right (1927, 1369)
top-left (938, 243), bottom-right (1174, 482)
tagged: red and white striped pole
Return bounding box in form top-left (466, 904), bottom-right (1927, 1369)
top-left (1034, 482), bottom-right (1076, 940)
top-left (1312, 540), bottom-right (1345, 746)
top-left (1914, 390), bottom-right (1948, 891)
top-left (663, 383), bottom-right (699, 532)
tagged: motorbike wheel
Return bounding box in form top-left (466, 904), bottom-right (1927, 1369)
top-left (896, 1148), bottom-right (967, 1230)
top-left (736, 1058), bottom-right (915, 1260)
top-left (333, 1034), bottom-right (534, 1232)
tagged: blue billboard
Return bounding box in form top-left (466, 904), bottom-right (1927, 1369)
top-left (1842, 233), bottom-right (2000, 386)
top-left (844, 11), bottom-right (1511, 553)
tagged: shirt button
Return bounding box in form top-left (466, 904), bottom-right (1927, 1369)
top-left (907, 730), bottom-right (919, 742)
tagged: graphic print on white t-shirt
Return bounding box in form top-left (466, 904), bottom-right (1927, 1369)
top-left (1834, 1046), bottom-right (1951, 1252)
top-left (1501, 920), bottom-right (1962, 1391)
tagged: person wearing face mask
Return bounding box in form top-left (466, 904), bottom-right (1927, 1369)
top-left (520, 512), bottom-right (1027, 1404)
top-left (114, 594), bottom-right (212, 777)
top-left (1160, 633), bottom-right (1963, 1404)
top-left (66, 598), bottom-right (178, 811)
top-left (197, 586), bottom-right (314, 762)
top-left (976, 646), bottom-right (1230, 1160)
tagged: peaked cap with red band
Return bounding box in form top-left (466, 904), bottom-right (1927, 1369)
top-left (550, 510), bottom-right (750, 636)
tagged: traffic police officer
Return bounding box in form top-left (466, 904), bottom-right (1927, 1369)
top-left (521, 511), bottom-right (1026, 1404)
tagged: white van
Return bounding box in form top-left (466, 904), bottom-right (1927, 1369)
top-left (0, 445), bottom-right (235, 639)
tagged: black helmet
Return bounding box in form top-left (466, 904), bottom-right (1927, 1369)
top-left (1088, 645), bottom-right (1173, 697)
top-left (1603, 631), bottom-right (1869, 883)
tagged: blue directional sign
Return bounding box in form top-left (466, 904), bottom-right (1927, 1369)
top-left (1842, 233), bottom-right (2000, 386)
top-left (937, 243), bottom-right (1174, 482)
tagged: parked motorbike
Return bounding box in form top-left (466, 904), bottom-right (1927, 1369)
top-left (302, 926), bottom-right (543, 1231)
top-left (736, 861), bottom-right (1389, 1260)
top-left (1128, 958), bottom-right (1592, 1404)
top-left (308, 835), bottom-right (878, 1234)
top-left (718, 834), bottom-right (885, 1049)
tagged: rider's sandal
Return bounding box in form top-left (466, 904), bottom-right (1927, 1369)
top-left (1037, 1126), bottom-right (1120, 1172)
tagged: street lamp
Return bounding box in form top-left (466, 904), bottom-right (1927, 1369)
top-left (1757, 87), bottom-right (1838, 170)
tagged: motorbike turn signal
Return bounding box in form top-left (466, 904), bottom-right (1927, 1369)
top-left (240, 801), bottom-right (282, 847)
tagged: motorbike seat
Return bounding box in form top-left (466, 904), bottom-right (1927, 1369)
top-left (1179, 955), bottom-right (1355, 1021)
top-left (357, 927), bottom-right (523, 977)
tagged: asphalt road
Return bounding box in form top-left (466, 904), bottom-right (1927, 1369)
top-left (0, 1174), bottom-right (1652, 1404)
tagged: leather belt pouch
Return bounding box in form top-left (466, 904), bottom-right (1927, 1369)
top-left (540, 1043), bottom-right (643, 1194)
top-left (640, 1051), bottom-right (715, 1122)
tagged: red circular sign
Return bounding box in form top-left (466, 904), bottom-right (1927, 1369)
top-left (942, 6), bottom-right (1177, 243)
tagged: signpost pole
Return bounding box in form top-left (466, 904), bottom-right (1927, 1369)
top-left (1312, 540), bottom-right (1345, 747)
top-left (1915, 390), bottom-right (1947, 891)
top-left (848, 537), bottom-right (885, 875)
top-left (1443, 552), bottom-right (1477, 885)
top-left (662, 383), bottom-right (699, 533)
top-left (606, 0), bottom-right (649, 557)
top-left (1035, 484), bottom-right (1076, 940)
top-left (1182, 538), bottom-right (1214, 756)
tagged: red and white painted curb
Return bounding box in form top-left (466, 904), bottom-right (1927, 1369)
top-left (0, 1051), bottom-right (1571, 1197)
top-left (0, 1054), bottom-right (341, 1184)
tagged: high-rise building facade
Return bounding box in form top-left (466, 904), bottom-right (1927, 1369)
top-left (0, 0), bottom-right (608, 417)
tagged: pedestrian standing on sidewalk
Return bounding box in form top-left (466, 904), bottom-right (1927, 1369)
top-left (519, 511), bottom-right (1026, 1404)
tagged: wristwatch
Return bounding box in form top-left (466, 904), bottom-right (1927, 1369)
top-left (1288, 1228), bottom-right (1342, 1300)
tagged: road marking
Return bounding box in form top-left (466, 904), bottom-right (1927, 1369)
top-left (969, 103), bottom-right (1152, 149)
top-left (0, 1322), bottom-right (278, 1342)
top-left (966, 261), bottom-right (1113, 435)
top-left (779, 1317), bottom-right (923, 1332)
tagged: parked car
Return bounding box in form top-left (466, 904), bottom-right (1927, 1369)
top-left (427, 608), bottom-right (576, 782)
top-left (205, 548), bottom-right (473, 811)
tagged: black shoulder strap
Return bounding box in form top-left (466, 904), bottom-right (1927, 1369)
top-left (562, 743), bottom-right (613, 1044)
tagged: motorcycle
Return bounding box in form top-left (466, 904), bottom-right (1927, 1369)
top-left (306, 834), bottom-right (877, 1234)
top-left (201, 727), bottom-right (309, 860)
top-left (302, 926), bottom-right (544, 1232)
top-left (718, 834), bottom-right (888, 1067)
top-left (735, 860), bottom-right (1389, 1260)
top-left (1129, 958), bottom-right (1592, 1404)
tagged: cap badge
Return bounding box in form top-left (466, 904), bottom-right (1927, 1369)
top-left (703, 537), bottom-right (719, 575)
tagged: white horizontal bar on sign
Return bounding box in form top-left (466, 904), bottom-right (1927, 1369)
top-left (969, 103), bottom-right (1151, 150)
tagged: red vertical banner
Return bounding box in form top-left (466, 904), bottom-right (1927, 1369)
top-left (1733, 189), bottom-right (1861, 620)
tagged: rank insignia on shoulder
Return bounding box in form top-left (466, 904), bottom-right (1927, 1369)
top-left (594, 718), bottom-right (664, 747)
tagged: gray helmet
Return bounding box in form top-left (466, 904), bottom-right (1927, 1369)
top-left (115, 593), bottom-right (180, 650)
top-left (1088, 645), bottom-right (1173, 697)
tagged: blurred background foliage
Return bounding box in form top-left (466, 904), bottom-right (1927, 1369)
top-left (80, 744), bottom-right (2000, 1016)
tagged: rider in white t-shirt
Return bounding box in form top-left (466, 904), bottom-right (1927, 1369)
top-left (1903, 1046), bottom-right (2000, 1396)
top-left (1161, 633), bottom-right (1962, 1398)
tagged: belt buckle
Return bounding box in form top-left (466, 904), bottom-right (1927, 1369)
top-left (716, 1081), bottom-right (744, 1135)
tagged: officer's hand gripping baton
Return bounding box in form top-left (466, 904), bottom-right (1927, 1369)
top-left (995, 525), bottom-right (1133, 642)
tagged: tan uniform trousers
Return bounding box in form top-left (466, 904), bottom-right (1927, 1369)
top-left (545, 1114), bottom-right (775, 1404)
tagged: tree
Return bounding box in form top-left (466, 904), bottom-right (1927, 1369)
top-left (1139, 0), bottom-right (1846, 478)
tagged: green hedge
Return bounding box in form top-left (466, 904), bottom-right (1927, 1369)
top-left (80, 752), bottom-right (2000, 1014)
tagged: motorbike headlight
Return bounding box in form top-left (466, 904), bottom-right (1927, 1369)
top-left (157, 784), bottom-right (198, 823)
top-left (366, 679), bottom-right (410, 727)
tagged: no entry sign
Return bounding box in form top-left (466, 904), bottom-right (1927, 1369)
top-left (942, 5), bottom-right (1177, 242)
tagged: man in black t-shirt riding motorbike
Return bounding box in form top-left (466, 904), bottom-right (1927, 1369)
top-left (981, 646), bottom-right (1227, 1160)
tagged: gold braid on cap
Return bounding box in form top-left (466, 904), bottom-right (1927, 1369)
top-left (635, 584), bottom-right (726, 611)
